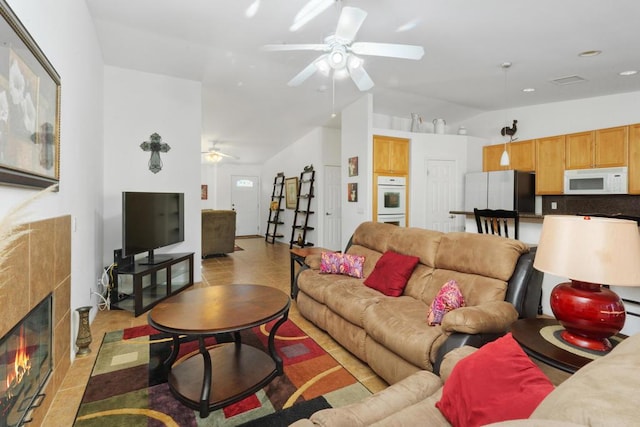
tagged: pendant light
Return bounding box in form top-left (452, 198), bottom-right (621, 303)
top-left (500, 62), bottom-right (511, 167)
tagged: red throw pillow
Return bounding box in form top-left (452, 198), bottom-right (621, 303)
top-left (436, 333), bottom-right (554, 427)
top-left (363, 251), bottom-right (419, 297)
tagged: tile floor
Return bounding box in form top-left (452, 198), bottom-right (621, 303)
top-left (43, 237), bottom-right (388, 425)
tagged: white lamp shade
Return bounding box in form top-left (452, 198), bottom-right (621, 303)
top-left (499, 148), bottom-right (510, 166)
top-left (534, 215), bottom-right (640, 286)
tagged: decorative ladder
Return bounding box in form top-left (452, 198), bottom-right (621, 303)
top-left (290, 165), bottom-right (315, 248)
top-left (265, 172), bottom-right (285, 244)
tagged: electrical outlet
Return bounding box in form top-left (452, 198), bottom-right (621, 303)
top-left (551, 201), bottom-right (558, 210)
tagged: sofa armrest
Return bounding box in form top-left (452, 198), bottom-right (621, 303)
top-left (300, 371), bottom-right (442, 427)
top-left (440, 300), bottom-right (518, 335)
top-left (505, 247), bottom-right (543, 318)
top-left (304, 253), bottom-right (322, 270)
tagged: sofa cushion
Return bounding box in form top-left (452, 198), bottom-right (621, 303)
top-left (346, 244), bottom-right (383, 278)
top-left (387, 226), bottom-right (443, 267)
top-left (323, 280), bottom-right (383, 327)
top-left (351, 221), bottom-right (395, 254)
top-left (363, 297), bottom-right (446, 370)
top-left (298, 269), bottom-right (346, 304)
top-left (364, 251), bottom-right (420, 297)
top-left (435, 232), bottom-right (528, 281)
top-left (436, 333), bottom-right (554, 427)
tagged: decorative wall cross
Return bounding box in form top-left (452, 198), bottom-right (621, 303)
top-left (140, 132), bottom-right (171, 173)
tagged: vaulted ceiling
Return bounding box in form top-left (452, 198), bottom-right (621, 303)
top-left (86, 0), bottom-right (640, 164)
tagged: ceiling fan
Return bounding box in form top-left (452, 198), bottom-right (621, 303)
top-left (201, 142), bottom-right (238, 163)
top-left (263, 7), bottom-right (424, 91)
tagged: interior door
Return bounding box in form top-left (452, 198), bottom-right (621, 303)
top-left (231, 175), bottom-right (260, 236)
top-left (425, 159), bottom-right (457, 232)
top-left (323, 165), bottom-right (342, 251)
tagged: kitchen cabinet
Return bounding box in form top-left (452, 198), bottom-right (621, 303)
top-left (595, 126), bottom-right (628, 168)
top-left (373, 135), bottom-right (409, 174)
top-left (629, 124), bottom-right (640, 194)
top-left (483, 140), bottom-right (535, 172)
top-left (509, 140), bottom-right (536, 171)
top-left (565, 131), bottom-right (594, 170)
top-left (565, 127), bottom-right (628, 169)
top-left (535, 135), bottom-right (565, 195)
top-left (482, 143), bottom-right (509, 171)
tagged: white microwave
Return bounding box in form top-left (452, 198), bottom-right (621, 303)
top-left (564, 167), bottom-right (628, 195)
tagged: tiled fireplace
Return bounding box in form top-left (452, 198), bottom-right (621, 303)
top-left (0, 216), bottom-right (71, 426)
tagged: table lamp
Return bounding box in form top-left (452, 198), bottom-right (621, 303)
top-left (533, 215), bottom-right (640, 351)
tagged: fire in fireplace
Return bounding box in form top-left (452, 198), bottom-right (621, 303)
top-left (0, 294), bottom-right (52, 427)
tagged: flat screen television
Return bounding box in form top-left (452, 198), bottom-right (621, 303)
top-left (122, 191), bottom-right (185, 265)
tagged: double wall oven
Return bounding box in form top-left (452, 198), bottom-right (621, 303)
top-left (377, 176), bottom-right (406, 227)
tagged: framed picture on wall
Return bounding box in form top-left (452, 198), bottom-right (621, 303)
top-left (285, 177), bottom-right (298, 209)
top-left (348, 156), bottom-right (358, 177)
top-left (201, 184), bottom-right (208, 200)
top-left (0, 0), bottom-right (61, 189)
top-left (348, 183), bottom-right (358, 202)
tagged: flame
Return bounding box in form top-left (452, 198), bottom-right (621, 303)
top-left (6, 326), bottom-right (31, 394)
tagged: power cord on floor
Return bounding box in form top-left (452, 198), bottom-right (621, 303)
top-left (93, 263), bottom-right (115, 311)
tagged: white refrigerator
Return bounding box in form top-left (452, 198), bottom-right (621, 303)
top-left (464, 170), bottom-right (535, 213)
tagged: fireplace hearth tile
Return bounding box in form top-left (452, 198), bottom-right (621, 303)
top-left (53, 216), bottom-right (71, 287)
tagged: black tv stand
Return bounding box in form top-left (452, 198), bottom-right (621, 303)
top-left (138, 250), bottom-right (174, 265)
top-left (111, 252), bottom-right (194, 316)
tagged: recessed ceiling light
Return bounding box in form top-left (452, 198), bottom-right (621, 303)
top-left (579, 50), bottom-right (601, 57)
top-left (522, 88), bottom-right (536, 93)
top-left (619, 70), bottom-right (638, 76)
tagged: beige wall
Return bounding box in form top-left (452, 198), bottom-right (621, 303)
top-left (0, 215), bottom-right (71, 426)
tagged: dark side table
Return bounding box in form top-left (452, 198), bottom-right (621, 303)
top-left (511, 318), bottom-right (625, 374)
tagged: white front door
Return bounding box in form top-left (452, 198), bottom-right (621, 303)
top-left (323, 165), bottom-right (342, 251)
top-left (425, 159), bottom-right (457, 232)
top-left (231, 175), bottom-right (260, 236)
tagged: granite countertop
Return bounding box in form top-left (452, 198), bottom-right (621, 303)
top-left (450, 211), bottom-right (544, 220)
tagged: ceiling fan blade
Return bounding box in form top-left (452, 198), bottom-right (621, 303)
top-left (288, 55), bottom-right (326, 87)
top-left (263, 44), bottom-right (327, 52)
top-left (348, 62), bottom-right (374, 91)
top-left (351, 42), bottom-right (425, 60)
top-left (335, 7), bottom-right (368, 42)
top-left (290, 0), bottom-right (334, 32)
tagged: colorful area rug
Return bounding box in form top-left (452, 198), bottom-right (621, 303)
top-left (74, 319), bottom-right (370, 426)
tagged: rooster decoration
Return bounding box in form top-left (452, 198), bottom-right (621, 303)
top-left (500, 120), bottom-right (518, 141)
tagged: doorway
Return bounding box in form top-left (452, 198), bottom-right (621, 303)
top-left (231, 175), bottom-right (260, 236)
top-left (323, 165), bottom-right (342, 251)
top-left (425, 159), bottom-right (457, 232)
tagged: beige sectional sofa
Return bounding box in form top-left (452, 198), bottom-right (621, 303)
top-left (295, 221), bottom-right (542, 384)
top-left (292, 331), bottom-right (640, 426)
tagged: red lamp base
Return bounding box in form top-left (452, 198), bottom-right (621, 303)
top-left (550, 280), bottom-right (626, 352)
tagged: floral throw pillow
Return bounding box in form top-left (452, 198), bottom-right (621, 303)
top-left (320, 252), bottom-right (342, 274)
top-left (341, 253), bottom-right (365, 278)
top-left (319, 252), bottom-right (365, 278)
top-left (428, 279), bottom-right (465, 325)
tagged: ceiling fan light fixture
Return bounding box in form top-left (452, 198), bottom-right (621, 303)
top-left (205, 152), bottom-right (223, 163)
top-left (329, 47), bottom-right (347, 69)
top-left (333, 68), bottom-right (349, 80)
top-left (348, 55), bottom-right (363, 69)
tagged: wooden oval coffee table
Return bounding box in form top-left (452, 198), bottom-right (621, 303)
top-left (148, 284), bottom-right (291, 418)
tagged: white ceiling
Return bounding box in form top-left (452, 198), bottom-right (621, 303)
top-left (85, 0), bottom-right (640, 164)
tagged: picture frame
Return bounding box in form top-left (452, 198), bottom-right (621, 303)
top-left (201, 184), bottom-right (208, 200)
top-left (285, 177), bottom-right (298, 209)
top-left (0, 0), bottom-right (61, 189)
top-left (348, 156), bottom-right (358, 177)
top-left (348, 183), bottom-right (358, 202)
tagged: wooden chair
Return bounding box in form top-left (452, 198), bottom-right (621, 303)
top-left (474, 208), bottom-right (519, 240)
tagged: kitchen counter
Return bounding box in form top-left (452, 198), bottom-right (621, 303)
top-left (450, 211), bottom-right (544, 221)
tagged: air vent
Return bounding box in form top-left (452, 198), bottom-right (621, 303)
top-left (550, 75), bottom-right (588, 85)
